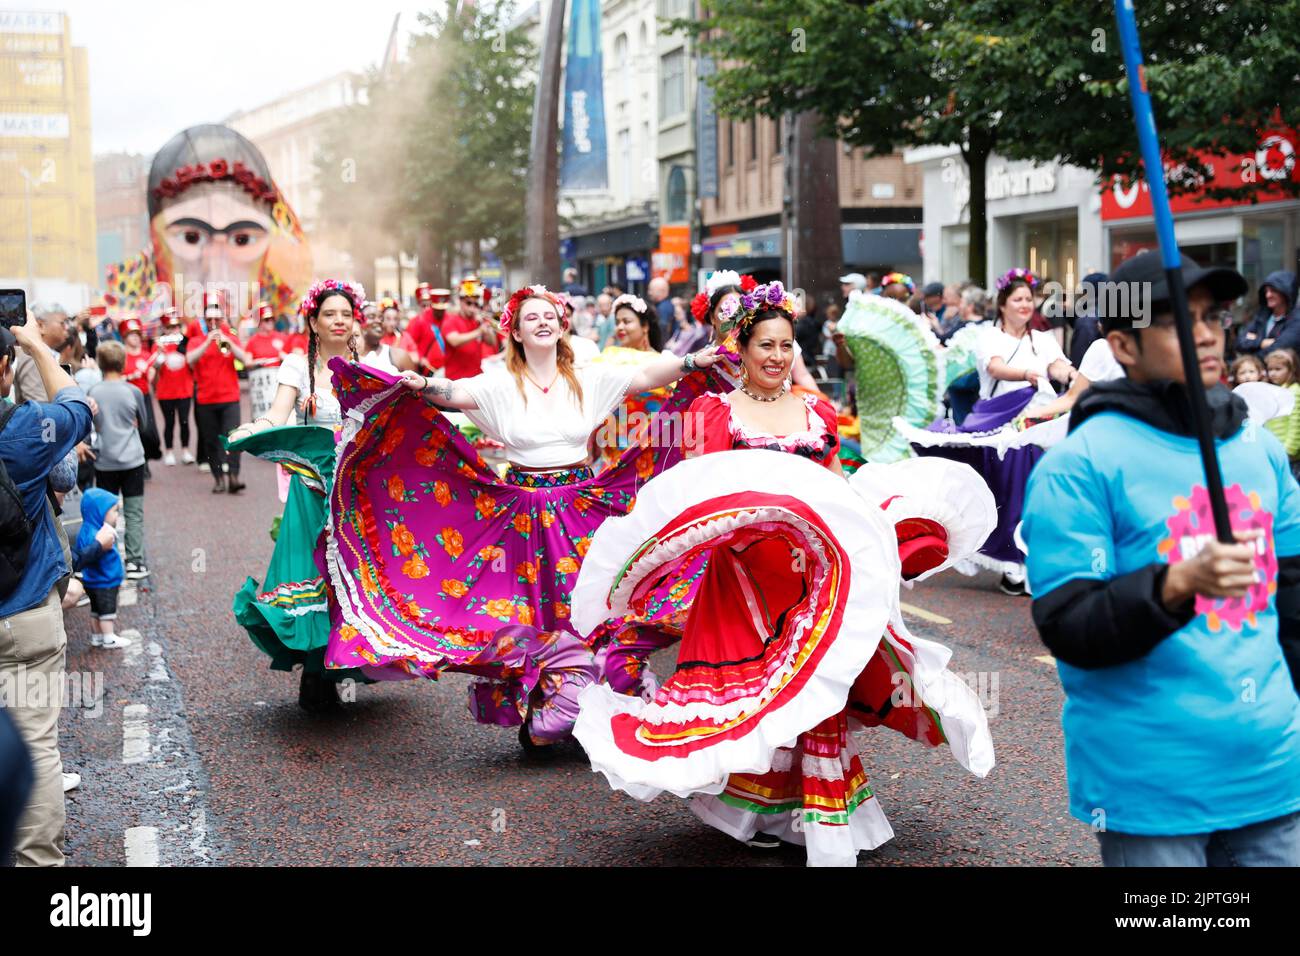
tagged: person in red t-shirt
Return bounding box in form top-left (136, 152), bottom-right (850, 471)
top-left (243, 303), bottom-right (290, 369)
top-left (442, 279), bottom-right (499, 379)
top-left (153, 311), bottom-right (194, 466)
top-left (187, 300), bottom-right (251, 494)
top-left (119, 317), bottom-right (155, 396)
top-left (400, 285), bottom-right (449, 374)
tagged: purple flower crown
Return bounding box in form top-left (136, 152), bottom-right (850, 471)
top-left (996, 268), bottom-right (1039, 293)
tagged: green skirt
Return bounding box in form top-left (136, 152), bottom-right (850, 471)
top-left (226, 425), bottom-right (361, 682)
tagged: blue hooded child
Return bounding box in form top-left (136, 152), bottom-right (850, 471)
top-left (73, 488), bottom-right (123, 591)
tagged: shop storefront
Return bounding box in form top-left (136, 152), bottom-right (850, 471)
top-left (907, 146), bottom-right (1105, 290)
top-left (700, 221), bottom-right (921, 285)
top-left (1100, 128), bottom-right (1300, 300)
top-left (563, 217), bottom-right (657, 295)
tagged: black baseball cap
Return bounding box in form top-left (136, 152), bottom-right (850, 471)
top-left (1100, 248), bottom-right (1247, 333)
top-left (922, 281), bottom-right (945, 298)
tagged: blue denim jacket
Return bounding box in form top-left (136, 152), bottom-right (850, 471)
top-left (0, 387), bottom-right (93, 618)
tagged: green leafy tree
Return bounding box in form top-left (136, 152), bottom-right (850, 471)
top-left (675, 0), bottom-right (1300, 283)
top-left (316, 4), bottom-right (536, 287)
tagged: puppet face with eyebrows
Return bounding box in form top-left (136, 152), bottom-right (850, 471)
top-left (152, 180), bottom-right (273, 293)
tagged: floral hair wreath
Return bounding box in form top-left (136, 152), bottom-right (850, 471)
top-left (996, 268), bottom-right (1039, 293)
top-left (153, 158), bottom-right (279, 207)
top-left (610, 293), bottom-right (648, 315)
top-left (880, 272), bottom-right (916, 294)
top-left (500, 284), bottom-right (567, 334)
top-left (299, 278), bottom-right (366, 320)
top-left (736, 280), bottom-right (797, 332)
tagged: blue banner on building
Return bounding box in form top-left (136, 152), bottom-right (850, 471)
top-left (560, 0), bottom-right (608, 190)
top-left (696, 56), bottom-right (718, 200)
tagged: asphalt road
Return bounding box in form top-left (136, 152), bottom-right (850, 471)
top-left (57, 399), bottom-right (1097, 867)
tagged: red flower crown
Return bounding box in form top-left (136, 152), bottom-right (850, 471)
top-left (152, 158), bottom-right (279, 207)
top-left (500, 285), bottom-right (566, 335)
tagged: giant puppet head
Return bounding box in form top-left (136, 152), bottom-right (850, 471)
top-left (105, 124), bottom-right (311, 318)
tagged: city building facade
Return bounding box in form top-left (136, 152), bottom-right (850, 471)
top-left (0, 8), bottom-right (96, 308)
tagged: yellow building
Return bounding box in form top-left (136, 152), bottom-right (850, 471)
top-left (0, 9), bottom-right (95, 304)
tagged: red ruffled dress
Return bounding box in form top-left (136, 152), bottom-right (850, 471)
top-left (571, 391), bottom-right (996, 865)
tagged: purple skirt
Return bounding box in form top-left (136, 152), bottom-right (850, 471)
top-left (321, 359), bottom-right (710, 742)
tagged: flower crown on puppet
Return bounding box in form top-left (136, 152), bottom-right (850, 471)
top-left (152, 158), bottom-right (279, 207)
top-left (880, 272), bottom-right (916, 294)
top-left (995, 267), bottom-right (1039, 293)
top-left (299, 278), bottom-right (366, 320)
top-left (500, 284), bottom-right (567, 335)
top-left (610, 293), bottom-right (648, 315)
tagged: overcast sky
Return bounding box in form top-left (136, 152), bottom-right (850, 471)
top-left (26, 1), bottom-right (449, 155)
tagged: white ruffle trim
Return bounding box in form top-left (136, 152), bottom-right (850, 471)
top-left (893, 414), bottom-right (1068, 459)
top-left (847, 458), bottom-right (997, 581)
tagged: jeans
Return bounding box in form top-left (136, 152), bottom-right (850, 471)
top-left (1097, 811), bottom-right (1300, 866)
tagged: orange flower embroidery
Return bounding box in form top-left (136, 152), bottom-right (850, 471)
top-left (402, 554), bottom-right (430, 579)
top-left (442, 579), bottom-right (469, 598)
top-left (386, 475), bottom-right (406, 501)
top-left (406, 601), bottom-right (424, 619)
top-left (476, 493), bottom-right (498, 519)
top-left (415, 447), bottom-right (440, 467)
top-left (441, 526), bottom-right (464, 559)
top-left (359, 563), bottom-right (378, 596)
top-left (477, 545), bottom-right (504, 563)
top-left (636, 449), bottom-right (655, 479)
top-left (553, 602), bottom-right (571, 620)
top-left (378, 426), bottom-right (406, 456)
top-left (512, 514), bottom-right (532, 535)
top-left (516, 561), bottom-right (537, 584)
top-left (433, 481), bottom-right (452, 506)
top-left (516, 604), bottom-right (535, 626)
top-left (457, 461), bottom-right (478, 480)
top-left (391, 523), bottom-right (416, 556)
top-left (669, 580), bottom-right (691, 603)
top-left (573, 497), bottom-right (591, 513)
top-left (540, 510), bottom-right (556, 529)
top-left (484, 598), bottom-right (515, 621)
top-left (339, 624), bottom-right (359, 641)
top-left (574, 536), bottom-right (591, 558)
top-left (555, 556), bottom-right (579, 574)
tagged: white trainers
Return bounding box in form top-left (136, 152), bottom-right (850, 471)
top-left (198, 461), bottom-right (210, 473)
top-left (91, 633), bottom-right (133, 649)
top-left (181, 450), bottom-right (195, 465)
top-left (125, 561), bottom-right (150, 580)
top-left (62, 772), bottom-right (81, 793)
top-left (164, 451), bottom-right (176, 466)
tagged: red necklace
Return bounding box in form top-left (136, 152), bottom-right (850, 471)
top-left (525, 370), bottom-right (561, 393)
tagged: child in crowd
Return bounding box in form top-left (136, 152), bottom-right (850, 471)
top-left (1264, 348), bottom-right (1300, 480)
top-left (87, 341), bottom-right (149, 580)
top-left (1231, 353), bottom-right (1266, 386)
top-left (72, 488), bottom-right (131, 649)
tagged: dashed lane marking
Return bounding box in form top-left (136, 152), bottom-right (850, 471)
top-left (899, 602), bottom-right (951, 625)
top-left (124, 826), bottom-right (159, 866)
top-left (122, 703), bottom-right (150, 764)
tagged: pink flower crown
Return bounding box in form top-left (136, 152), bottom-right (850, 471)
top-left (299, 278), bottom-right (366, 320)
top-left (610, 293), bottom-right (648, 315)
top-left (500, 284), bottom-right (567, 334)
top-left (996, 268), bottom-right (1039, 292)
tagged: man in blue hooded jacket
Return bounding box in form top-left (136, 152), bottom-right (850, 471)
top-left (1023, 249), bottom-right (1300, 867)
top-left (1236, 269), bottom-right (1299, 356)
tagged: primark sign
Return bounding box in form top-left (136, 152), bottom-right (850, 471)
top-left (0, 10), bottom-right (63, 33)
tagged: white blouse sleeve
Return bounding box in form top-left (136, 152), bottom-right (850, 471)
top-left (582, 363), bottom-right (637, 430)
top-left (276, 353), bottom-right (309, 398)
top-left (458, 370), bottom-right (513, 438)
top-left (975, 326), bottom-right (1008, 367)
top-left (1036, 330), bottom-right (1070, 366)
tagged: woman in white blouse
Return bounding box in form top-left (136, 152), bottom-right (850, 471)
top-left (401, 286), bottom-right (720, 477)
top-left (977, 275), bottom-right (1076, 411)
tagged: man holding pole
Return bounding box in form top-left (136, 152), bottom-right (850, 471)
top-left (1022, 249), bottom-right (1300, 866)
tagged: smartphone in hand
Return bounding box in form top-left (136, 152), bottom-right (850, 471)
top-left (0, 288), bottom-right (27, 329)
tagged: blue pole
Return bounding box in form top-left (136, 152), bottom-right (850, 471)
top-left (1113, 0), bottom-right (1233, 542)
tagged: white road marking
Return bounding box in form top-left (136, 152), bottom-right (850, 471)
top-left (147, 641), bottom-right (169, 682)
top-left (119, 586), bottom-right (137, 608)
top-left (900, 602), bottom-right (952, 625)
top-left (124, 826), bottom-right (159, 866)
top-left (122, 703), bottom-right (150, 764)
top-left (1033, 654), bottom-right (1055, 665)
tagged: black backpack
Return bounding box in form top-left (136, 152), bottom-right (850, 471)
top-left (0, 402), bottom-right (33, 598)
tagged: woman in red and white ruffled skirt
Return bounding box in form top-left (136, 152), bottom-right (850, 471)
top-left (571, 281), bottom-right (997, 866)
